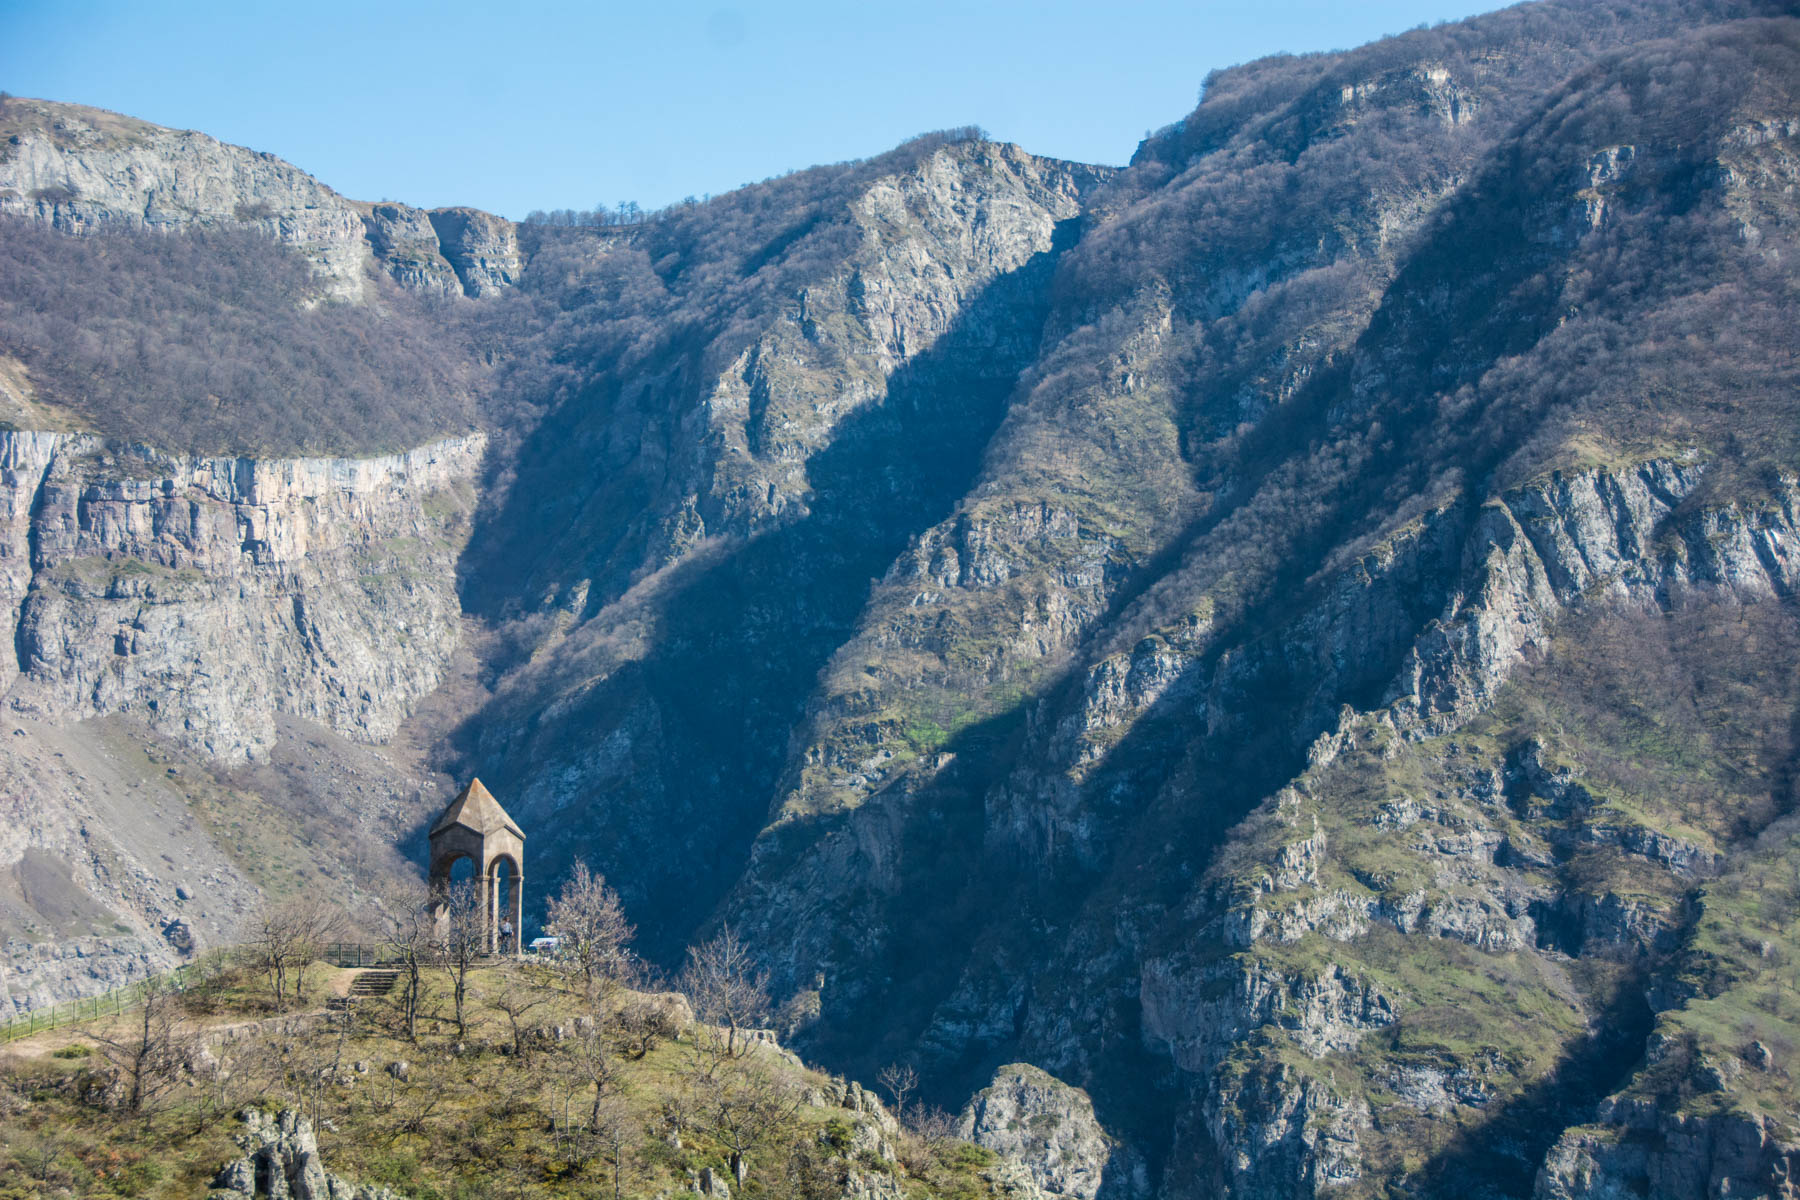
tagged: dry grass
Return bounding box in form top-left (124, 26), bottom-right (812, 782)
top-left (0, 959), bottom-right (1001, 1200)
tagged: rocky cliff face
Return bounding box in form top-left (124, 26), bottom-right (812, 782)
top-left (426, 207), bottom-right (523, 298)
top-left (0, 430), bottom-right (482, 762)
top-left (359, 203), bottom-right (462, 299)
top-left (454, 138), bottom-right (1108, 953)
top-left (959, 1063), bottom-right (1147, 1200)
top-left (1124, 463), bottom-right (1800, 1199)
top-left (0, 431), bottom-right (479, 1012)
top-left (0, 97), bottom-right (518, 301)
top-left (0, 99), bottom-right (374, 302)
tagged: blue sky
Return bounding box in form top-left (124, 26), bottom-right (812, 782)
top-left (2, 0), bottom-right (1508, 219)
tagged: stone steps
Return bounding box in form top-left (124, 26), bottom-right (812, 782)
top-left (347, 970), bottom-right (400, 998)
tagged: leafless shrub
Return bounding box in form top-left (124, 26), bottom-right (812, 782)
top-left (544, 860), bottom-right (635, 1001)
top-left (437, 880), bottom-right (486, 1039)
top-left (614, 993), bottom-right (686, 1060)
top-left (678, 925), bottom-right (770, 1061)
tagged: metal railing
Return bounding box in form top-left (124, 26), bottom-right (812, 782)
top-left (319, 943), bottom-right (396, 968)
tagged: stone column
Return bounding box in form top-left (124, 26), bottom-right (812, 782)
top-left (511, 876), bottom-right (524, 958)
top-left (493, 867), bottom-right (507, 949)
top-left (485, 867), bottom-right (499, 956)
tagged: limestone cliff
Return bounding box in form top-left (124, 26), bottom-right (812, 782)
top-left (960, 1064), bottom-right (1147, 1200)
top-left (359, 203), bottom-right (462, 299)
top-left (426, 207), bottom-right (522, 298)
top-left (0, 431), bottom-right (482, 762)
top-left (0, 98), bottom-right (373, 302)
top-left (455, 137), bottom-right (1109, 951)
top-left (0, 96), bottom-right (519, 302)
top-left (0, 431), bottom-right (479, 1012)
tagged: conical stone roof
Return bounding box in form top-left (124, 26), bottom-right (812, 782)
top-left (430, 777), bottom-right (525, 840)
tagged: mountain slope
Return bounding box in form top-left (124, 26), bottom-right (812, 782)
top-left (0, 3), bottom-right (1797, 1197)
top-left (446, 138), bottom-right (1106, 953)
top-left (704, 4), bottom-right (1800, 1196)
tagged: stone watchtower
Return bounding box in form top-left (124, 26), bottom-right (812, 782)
top-left (428, 778), bottom-right (526, 957)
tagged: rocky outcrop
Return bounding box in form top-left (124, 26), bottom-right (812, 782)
top-left (1201, 1058), bottom-right (1370, 1200)
top-left (426, 207), bottom-right (521, 297)
top-left (692, 141), bottom-right (1102, 547)
top-left (1382, 460), bottom-right (1715, 738)
top-left (0, 98), bottom-right (372, 301)
top-left (360, 203), bottom-right (461, 298)
top-left (0, 430), bottom-right (482, 761)
top-left (959, 1064), bottom-right (1147, 1200)
top-left (1141, 956), bottom-right (1397, 1074)
top-left (209, 1109), bottom-right (409, 1200)
top-left (1537, 1109), bottom-right (1800, 1200)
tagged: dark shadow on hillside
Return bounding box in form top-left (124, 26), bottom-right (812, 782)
top-left (783, 90), bottom-right (1658, 1183)
top-left (1417, 971), bottom-right (1656, 1197)
top-left (444, 220), bottom-right (1083, 963)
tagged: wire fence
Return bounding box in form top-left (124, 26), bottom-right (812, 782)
top-left (0, 942), bottom-right (513, 1042)
top-left (0, 953), bottom-right (222, 1044)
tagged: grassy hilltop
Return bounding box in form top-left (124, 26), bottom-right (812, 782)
top-left (0, 958), bottom-right (1009, 1200)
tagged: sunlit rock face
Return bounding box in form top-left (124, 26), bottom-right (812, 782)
top-left (0, 431), bottom-right (483, 762)
top-left (0, 98), bottom-right (375, 301)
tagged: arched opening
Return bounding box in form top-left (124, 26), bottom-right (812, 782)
top-left (428, 854), bottom-right (482, 944)
top-left (489, 854), bottom-right (522, 956)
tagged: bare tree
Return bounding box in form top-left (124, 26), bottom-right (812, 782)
top-left (679, 925), bottom-right (771, 1059)
top-left (570, 1021), bottom-right (620, 1133)
top-left (438, 879), bottom-right (486, 1039)
top-left (379, 883), bottom-right (438, 1043)
top-left (544, 860), bottom-right (635, 999)
top-left (89, 974), bottom-right (180, 1113)
top-left (542, 1012), bottom-right (623, 1166)
top-left (288, 898), bottom-right (344, 1009)
top-left (487, 970), bottom-right (550, 1062)
top-left (878, 1062), bottom-right (918, 1121)
top-left (245, 904), bottom-right (300, 1012)
top-left (909, 1105), bottom-right (960, 1145)
top-left (547, 1073), bottom-right (594, 1165)
top-left (19, 1129), bottom-right (67, 1187)
top-left (245, 896), bottom-right (344, 1011)
top-left (615, 993), bottom-right (685, 1060)
top-left (591, 1094), bottom-right (641, 1200)
top-left (703, 1059), bottom-right (804, 1186)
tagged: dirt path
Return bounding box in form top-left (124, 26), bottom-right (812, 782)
top-left (0, 968), bottom-right (362, 1063)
